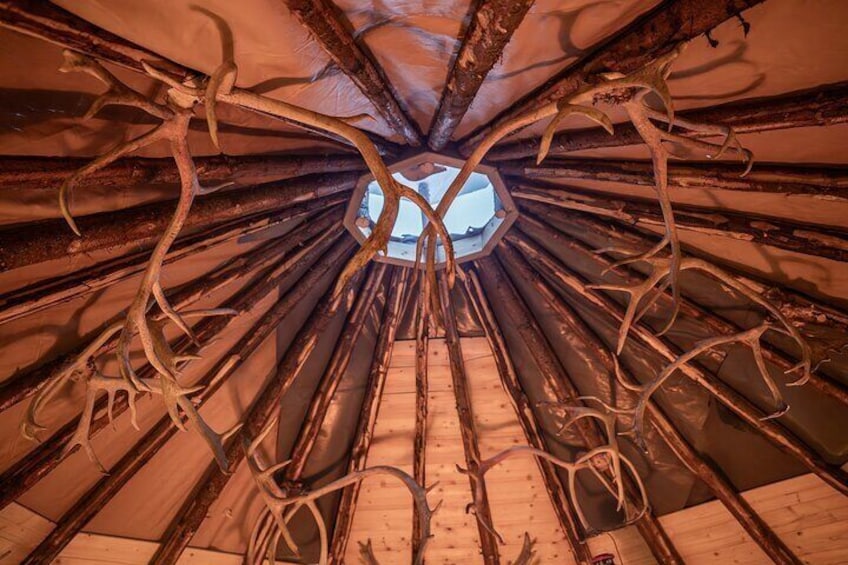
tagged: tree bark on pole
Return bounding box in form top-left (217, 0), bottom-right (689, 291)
top-left (503, 229), bottom-right (848, 496)
top-left (499, 238), bottom-right (802, 565)
top-left (486, 81), bottom-right (848, 161)
top-left (459, 0), bottom-right (767, 152)
top-left (149, 265), bottom-right (367, 564)
top-left (475, 255), bottom-right (684, 565)
top-left (412, 277), bottom-right (430, 562)
top-left (19, 233), bottom-right (356, 565)
top-left (439, 276), bottom-right (501, 565)
top-left (328, 267), bottom-right (410, 564)
top-left (461, 268), bottom-right (593, 564)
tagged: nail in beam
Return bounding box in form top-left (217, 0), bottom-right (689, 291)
top-left (516, 203), bottom-right (848, 407)
top-left (496, 240), bottom-right (803, 565)
top-left (328, 267), bottom-right (410, 564)
top-left (460, 268), bottom-right (593, 564)
top-left (439, 276), bottom-right (501, 564)
top-left (0, 229), bottom-right (350, 510)
top-left (459, 0), bottom-right (766, 152)
top-left (19, 231), bottom-right (356, 565)
top-left (474, 256), bottom-right (684, 565)
top-left (503, 230), bottom-right (848, 496)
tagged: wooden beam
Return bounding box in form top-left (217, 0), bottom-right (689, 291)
top-left (486, 81), bottom-right (848, 161)
top-left (503, 229), bottom-right (848, 496)
top-left (0, 201), bottom-right (345, 326)
top-left (0, 154), bottom-right (365, 191)
top-left (427, 0), bottom-right (535, 150)
top-left (283, 262), bottom-right (389, 481)
top-left (478, 254), bottom-right (684, 564)
top-left (0, 208), bottom-right (343, 413)
top-left (498, 159), bottom-right (848, 200)
top-left (282, 0), bottom-right (421, 146)
top-left (510, 181), bottom-right (848, 262)
top-left (150, 266), bottom-right (366, 564)
top-left (0, 1), bottom-right (398, 152)
top-left (412, 277), bottom-right (430, 562)
top-left (516, 203), bottom-right (848, 407)
top-left (459, 0), bottom-right (766, 152)
top-left (18, 233), bottom-right (356, 565)
top-left (328, 267), bottom-right (410, 564)
top-left (460, 268), bottom-right (592, 565)
top-left (0, 230), bottom-right (350, 511)
top-left (439, 276), bottom-right (501, 564)
top-left (498, 237), bottom-right (803, 564)
top-left (0, 171), bottom-right (358, 273)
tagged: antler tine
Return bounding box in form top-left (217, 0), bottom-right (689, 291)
top-left (509, 532), bottom-right (537, 565)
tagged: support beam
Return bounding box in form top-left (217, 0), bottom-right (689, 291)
top-left (0, 208), bottom-right (343, 413)
top-left (0, 154), bottom-right (365, 191)
top-left (439, 276), bottom-right (501, 564)
top-left (498, 238), bottom-right (803, 565)
top-left (503, 229), bottom-right (848, 496)
top-left (460, 268), bottom-right (592, 564)
top-left (510, 181), bottom-right (848, 262)
top-left (283, 262), bottom-right (388, 481)
top-left (486, 81), bottom-right (848, 161)
top-left (282, 0), bottom-right (421, 146)
top-left (427, 0), bottom-right (535, 150)
top-left (459, 0), bottom-right (766, 152)
top-left (150, 266), bottom-right (366, 564)
top-left (0, 201), bottom-right (345, 326)
top-left (477, 255), bottom-right (684, 564)
top-left (0, 171), bottom-right (358, 272)
top-left (498, 159), bottom-right (848, 200)
top-left (517, 203), bottom-right (848, 407)
top-left (328, 267), bottom-right (409, 564)
top-left (0, 230), bottom-right (350, 511)
top-left (0, 1), bottom-right (398, 152)
top-left (412, 277), bottom-right (430, 562)
top-left (18, 232), bottom-right (355, 565)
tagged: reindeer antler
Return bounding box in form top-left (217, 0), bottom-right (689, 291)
top-left (243, 419), bottom-right (439, 565)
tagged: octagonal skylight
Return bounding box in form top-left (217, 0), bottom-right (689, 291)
top-left (344, 153), bottom-right (516, 267)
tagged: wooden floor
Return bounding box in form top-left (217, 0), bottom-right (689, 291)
top-left (2, 337), bottom-right (847, 564)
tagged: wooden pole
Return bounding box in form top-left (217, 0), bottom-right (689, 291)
top-left (459, 0), bottom-right (766, 152)
top-left (0, 154), bottom-right (364, 191)
top-left (0, 201), bottom-right (345, 326)
top-left (503, 229), bottom-right (848, 496)
top-left (498, 239), bottom-right (803, 564)
top-left (18, 233), bottom-right (357, 565)
top-left (510, 181), bottom-right (848, 263)
top-left (328, 267), bottom-right (410, 564)
top-left (149, 264), bottom-right (367, 564)
top-left (0, 230), bottom-right (350, 510)
top-left (498, 159), bottom-right (848, 200)
top-left (486, 81), bottom-right (848, 160)
top-left (427, 0), bottom-right (535, 150)
top-left (0, 0), bottom-right (397, 152)
top-left (412, 277), bottom-right (430, 562)
top-left (0, 207), bottom-right (343, 413)
top-left (439, 276), bottom-right (501, 564)
top-left (477, 254), bottom-right (684, 564)
top-left (282, 0), bottom-right (421, 145)
top-left (460, 267), bottom-right (593, 564)
top-left (283, 262), bottom-right (389, 481)
top-left (517, 203), bottom-right (848, 407)
top-left (0, 171), bottom-right (359, 272)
